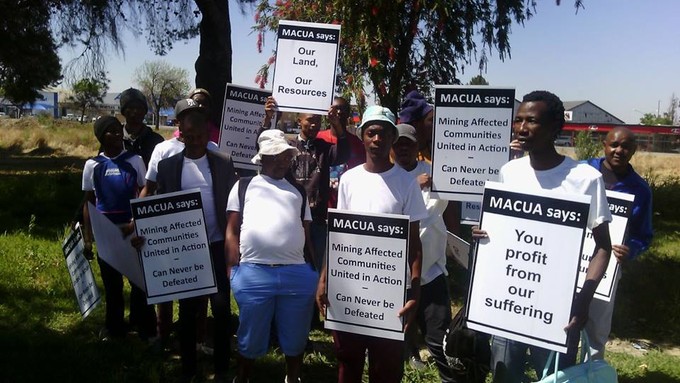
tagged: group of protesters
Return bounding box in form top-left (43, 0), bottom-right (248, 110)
top-left (80, 86), bottom-right (652, 383)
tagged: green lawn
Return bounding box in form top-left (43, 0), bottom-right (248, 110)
top-left (1, 169), bottom-right (679, 382)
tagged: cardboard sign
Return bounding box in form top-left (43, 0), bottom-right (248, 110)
top-left (62, 224), bottom-right (100, 318)
top-left (130, 189), bottom-right (217, 304)
top-left (461, 201), bottom-right (482, 225)
top-left (88, 202), bottom-right (145, 290)
top-left (272, 20), bottom-right (341, 114)
top-left (577, 190), bottom-right (634, 301)
top-left (446, 231), bottom-right (470, 269)
top-left (219, 84), bottom-right (273, 170)
top-left (467, 182), bottom-right (590, 353)
top-left (324, 209), bottom-right (409, 341)
top-left (431, 86), bottom-right (515, 201)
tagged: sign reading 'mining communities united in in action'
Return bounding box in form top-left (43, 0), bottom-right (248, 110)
top-left (431, 86), bottom-right (515, 201)
top-left (324, 209), bottom-right (409, 341)
top-left (467, 182), bottom-right (590, 353)
top-left (577, 190), bottom-right (634, 301)
top-left (219, 84), bottom-right (272, 170)
top-left (130, 189), bottom-right (217, 304)
top-left (272, 20), bottom-right (341, 114)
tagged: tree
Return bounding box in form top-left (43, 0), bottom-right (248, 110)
top-left (574, 130), bottom-right (601, 160)
top-left (666, 93), bottom-right (679, 125)
top-left (638, 94), bottom-right (678, 126)
top-left (1, 1), bottom-right (257, 125)
top-left (68, 78), bottom-right (109, 123)
top-left (134, 60), bottom-right (190, 130)
top-left (253, 0), bottom-right (583, 112)
top-left (639, 113), bottom-right (673, 126)
top-left (468, 75), bottom-right (490, 86)
top-left (0, 0), bottom-right (62, 114)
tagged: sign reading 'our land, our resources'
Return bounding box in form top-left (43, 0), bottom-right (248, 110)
top-left (219, 84), bottom-right (272, 170)
top-left (431, 86), bottom-right (515, 201)
top-left (324, 209), bottom-right (409, 341)
top-left (467, 182), bottom-right (590, 353)
top-left (130, 189), bottom-right (216, 304)
top-left (272, 20), bottom-right (341, 114)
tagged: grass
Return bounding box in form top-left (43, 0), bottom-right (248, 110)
top-left (608, 350), bottom-right (680, 383)
top-left (0, 232), bottom-right (167, 382)
top-left (0, 116), bottom-right (175, 157)
top-left (1, 118), bottom-right (679, 382)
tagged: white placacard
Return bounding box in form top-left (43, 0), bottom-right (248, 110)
top-left (431, 86), bottom-right (515, 201)
top-left (219, 84), bottom-right (273, 170)
top-left (88, 202), bottom-right (145, 290)
top-left (272, 20), bottom-right (341, 114)
top-left (62, 223), bottom-right (100, 318)
top-left (446, 231), bottom-right (470, 269)
top-left (467, 182), bottom-right (590, 353)
top-left (461, 201), bottom-right (482, 225)
top-left (130, 189), bottom-right (217, 304)
top-left (577, 190), bottom-right (634, 301)
top-left (324, 209), bottom-right (409, 341)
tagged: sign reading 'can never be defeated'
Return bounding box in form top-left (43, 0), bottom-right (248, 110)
top-left (219, 84), bottom-right (272, 170)
top-left (431, 86), bottom-right (515, 202)
top-left (324, 209), bottom-right (410, 341)
top-left (131, 189), bottom-right (216, 304)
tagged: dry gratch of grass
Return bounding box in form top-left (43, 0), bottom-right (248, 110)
top-left (0, 117), bottom-right (101, 158)
top-left (629, 151), bottom-right (680, 180)
top-left (0, 116), bottom-right (175, 159)
top-left (557, 147), bottom-right (680, 182)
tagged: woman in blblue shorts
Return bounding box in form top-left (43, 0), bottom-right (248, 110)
top-left (226, 130), bottom-right (319, 383)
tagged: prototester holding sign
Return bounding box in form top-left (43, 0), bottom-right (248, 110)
top-left (142, 99), bottom-right (238, 380)
top-left (472, 91), bottom-right (612, 383)
top-left (316, 106), bottom-right (428, 383)
top-left (583, 127), bottom-right (654, 360)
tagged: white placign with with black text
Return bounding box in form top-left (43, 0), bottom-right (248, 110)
top-left (62, 223), bottom-right (101, 318)
top-left (467, 181), bottom-right (590, 353)
top-left (272, 20), bottom-right (341, 114)
top-left (219, 84), bottom-right (272, 170)
top-left (130, 189), bottom-right (217, 304)
top-left (577, 190), bottom-right (634, 301)
top-left (431, 86), bottom-right (514, 201)
top-left (324, 209), bottom-right (409, 341)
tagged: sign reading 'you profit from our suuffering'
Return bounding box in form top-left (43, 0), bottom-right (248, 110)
top-left (467, 182), bottom-right (590, 353)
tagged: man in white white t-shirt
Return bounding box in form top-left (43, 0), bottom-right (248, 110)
top-left (473, 91), bottom-right (612, 383)
top-left (316, 106), bottom-right (428, 383)
top-left (226, 129), bottom-right (318, 383)
top-left (148, 99), bottom-right (238, 381)
top-left (141, 133), bottom-right (219, 197)
top-left (139, 107), bottom-right (219, 349)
